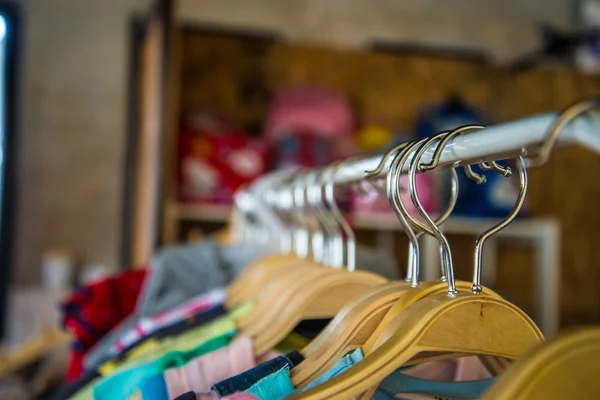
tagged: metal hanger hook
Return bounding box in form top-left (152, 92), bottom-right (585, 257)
top-left (387, 139), bottom-right (428, 286)
top-left (527, 98), bottom-right (600, 167)
top-left (472, 156), bottom-right (528, 294)
top-left (407, 134), bottom-right (460, 294)
top-left (324, 161), bottom-right (357, 271)
top-left (392, 134), bottom-right (459, 285)
top-left (311, 167), bottom-right (342, 267)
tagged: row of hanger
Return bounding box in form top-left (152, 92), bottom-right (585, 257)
top-left (221, 98), bottom-right (600, 399)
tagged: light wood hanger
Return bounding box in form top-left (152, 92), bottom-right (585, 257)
top-left (249, 270), bottom-right (388, 355)
top-left (291, 279), bottom-right (502, 388)
top-left (480, 328), bottom-right (600, 400)
top-left (236, 262), bottom-right (341, 332)
top-left (226, 253), bottom-right (306, 307)
top-left (288, 293), bottom-right (543, 400)
top-left (351, 282), bottom-right (506, 400)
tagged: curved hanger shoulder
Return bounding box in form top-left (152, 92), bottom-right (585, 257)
top-left (363, 283), bottom-right (501, 354)
top-left (290, 293), bottom-right (543, 400)
top-left (293, 282), bottom-right (503, 388)
top-left (227, 253), bottom-right (305, 307)
top-left (291, 281), bottom-right (411, 387)
top-left (236, 264), bottom-right (331, 333)
top-left (481, 328), bottom-right (600, 400)
top-left (251, 271), bottom-right (388, 355)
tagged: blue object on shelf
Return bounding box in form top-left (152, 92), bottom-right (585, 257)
top-left (416, 97), bottom-right (527, 218)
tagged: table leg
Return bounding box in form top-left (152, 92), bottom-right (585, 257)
top-left (536, 225), bottom-right (561, 337)
top-left (421, 234), bottom-right (441, 282)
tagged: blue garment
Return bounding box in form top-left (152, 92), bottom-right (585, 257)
top-left (138, 374), bottom-right (168, 400)
top-left (211, 351), bottom-right (304, 397)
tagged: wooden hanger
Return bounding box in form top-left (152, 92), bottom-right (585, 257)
top-left (480, 328), bottom-right (600, 400)
top-left (227, 253), bottom-right (306, 307)
top-left (350, 282), bottom-right (507, 400)
top-left (287, 292), bottom-right (543, 400)
top-left (291, 280), bottom-right (503, 388)
top-left (236, 261), bottom-right (338, 332)
top-left (249, 269), bottom-right (388, 355)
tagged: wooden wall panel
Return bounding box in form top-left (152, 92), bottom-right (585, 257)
top-left (177, 30), bottom-right (600, 326)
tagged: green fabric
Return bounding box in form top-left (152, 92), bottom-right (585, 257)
top-left (93, 331), bottom-right (235, 400)
top-left (246, 367), bottom-right (295, 400)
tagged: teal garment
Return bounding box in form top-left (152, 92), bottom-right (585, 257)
top-left (246, 367), bottom-right (295, 400)
top-left (301, 349), bottom-right (495, 400)
top-left (138, 374), bottom-right (168, 400)
top-left (376, 373), bottom-right (495, 400)
top-left (300, 348), bottom-right (364, 392)
top-left (93, 331), bottom-right (235, 400)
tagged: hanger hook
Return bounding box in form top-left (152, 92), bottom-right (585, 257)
top-left (311, 167), bottom-right (341, 266)
top-left (324, 161), bottom-right (357, 271)
top-left (407, 134), bottom-right (460, 293)
top-left (365, 141), bottom-right (412, 182)
top-left (365, 137), bottom-right (448, 286)
top-left (391, 134), bottom-right (459, 285)
top-left (291, 170), bottom-right (313, 259)
top-left (528, 98), bottom-right (600, 167)
top-left (419, 124), bottom-right (486, 172)
top-left (304, 169), bottom-right (326, 263)
top-left (480, 161), bottom-right (512, 177)
top-left (365, 140), bottom-right (423, 284)
top-left (387, 139), bottom-right (427, 286)
top-left (472, 156), bottom-right (528, 294)
top-left (418, 124), bottom-right (497, 185)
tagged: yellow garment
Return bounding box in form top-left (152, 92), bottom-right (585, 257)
top-left (120, 339), bottom-right (159, 363)
top-left (68, 379), bottom-right (97, 400)
top-left (275, 331), bottom-right (311, 353)
top-left (99, 301), bottom-right (254, 376)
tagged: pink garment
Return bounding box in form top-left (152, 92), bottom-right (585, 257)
top-left (165, 336), bottom-right (280, 399)
top-left (402, 356), bottom-right (492, 382)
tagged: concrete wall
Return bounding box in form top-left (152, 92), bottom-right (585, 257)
top-left (15, 0), bottom-right (150, 283)
top-left (13, 0), bottom-right (574, 283)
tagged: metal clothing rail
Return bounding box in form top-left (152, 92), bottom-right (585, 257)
top-left (332, 112), bottom-right (600, 185)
